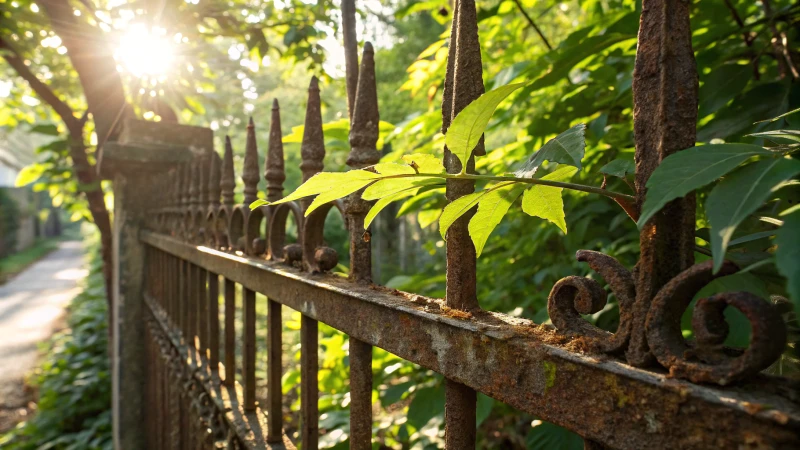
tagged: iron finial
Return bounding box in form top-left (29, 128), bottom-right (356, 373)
top-left (209, 151), bottom-right (222, 208)
top-left (265, 99), bottom-right (286, 203)
top-left (300, 76), bottom-right (325, 182)
top-left (221, 136), bottom-right (236, 208)
top-left (242, 117), bottom-right (260, 205)
top-left (347, 42), bottom-right (381, 169)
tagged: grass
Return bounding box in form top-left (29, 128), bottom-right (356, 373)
top-left (0, 238), bottom-right (61, 283)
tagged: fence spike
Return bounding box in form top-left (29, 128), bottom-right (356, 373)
top-left (342, 0), bottom-right (359, 118)
top-left (300, 76), bottom-right (325, 183)
top-left (347, 42), bottom-right (381, 169)
top-left (242, 117), bottom-right (260, 206)
top-left (221, 136), bottom-right (236, 208)
top-left (197, 155), bottom-right (208, 208)
top-left (188, 160), bottom-right (199, 208)
top-left (442, 2), bottom-right (482, 448)
top-left (265, 99), bottom-right (286, 203)
top-left (209, 151), bottom-right (222, 208)
top-left (627, 0), bottom-right (698, 367)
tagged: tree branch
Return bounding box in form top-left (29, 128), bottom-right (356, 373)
top-left (0, 36), bottom-right (80, 130)
top-left (511, 0), bottom-right (552, 51)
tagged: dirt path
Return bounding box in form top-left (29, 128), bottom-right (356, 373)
top-left (0, 240), bottom-right (86, 432)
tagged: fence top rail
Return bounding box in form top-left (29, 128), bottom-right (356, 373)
top-left (141, 230), bottom-right (800, 450)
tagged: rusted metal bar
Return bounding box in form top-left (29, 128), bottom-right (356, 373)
top-left (199, 266), bottom-right (209, 357)
top-left (628, 0), bottom-right (698, 367)
top-left (344, 43), bottom-right (380, 449)
top-left (141, 232), bottom-right (800, 450)
top-left (342, 0), bottom-right (358, 118)
top-left (441, 1), bottom-right (485, 447)
top-left (242, 118), bottom-right (260, 207)
top-left (208, 271), bottom-right (220, 369)
top-left (300, 314), bottom-right (319, 449)
top-left (267, 299), bottom-right (283, 442)
top-left (243, 286), bottom-right (256, 411)
top-left (265, 99), bottom-right (285, 203)
top-left (224, 278), bottom-right (236, 386)
top-left (348, 338), bottom-right (372, 450)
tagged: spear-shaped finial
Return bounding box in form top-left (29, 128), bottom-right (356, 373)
top-left (221, 136), bottom-right (236, 208)
top-left (265, 99), bottom-right (286, 203)
top-left (300, 77), bottom-right (325, 183)
top-left (242, 117), bottom-right (260, 205)
top-left (209, 151), bottom-right (222, 208)
top-left (189, 160), bottom-right (200, 208)
top-left (347, 42), bottom-right (381, 169)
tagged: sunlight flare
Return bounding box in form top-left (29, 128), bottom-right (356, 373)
top-left (115, 24), bottom-right (174, 77)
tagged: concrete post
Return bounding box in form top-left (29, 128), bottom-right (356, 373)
top-left (100, 119), bottom-right (212, 449)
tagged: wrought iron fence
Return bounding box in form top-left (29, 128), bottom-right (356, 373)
top-left (107, 0), bottom-right (800, 448)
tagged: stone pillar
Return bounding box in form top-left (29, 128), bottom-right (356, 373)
top-left (100, 118), bottom-right (212, 450)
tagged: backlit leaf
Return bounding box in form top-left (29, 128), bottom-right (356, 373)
top-left (362, 177), bottom-right (441, 201)
top-left (638, 144), bottom-right (771, 227)
top-left (514, 124), bottom-right (586, 177)
top-left (469, 184), bottom-right (525, 256)
top-left (364, 188), bottom-right (419, 229)
top-left (260, 171), bottom-right (379, 211)
top-left (707, 158), bottom-right (800, 272)
top-left (521, 166), bottom-right (578, 233)
top-left (15, 164), bottom-right (45, 187)
top-left (439, 191), bottom-right (487, 240)
top-left (445, 83), bottom-right (526, 171)
top-left (401, 153), bottom-right (445, 174)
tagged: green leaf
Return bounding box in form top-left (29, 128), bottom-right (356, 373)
top-left (599, 157), bottom-right (635, 179)
top-left (775, 211), bottom-right (800, 310)
top-left (401, 153), bottom-right (445, 174)
top-left (638, 144), bottom-right (771, 228)
top-left (476, 394), bottom-right (494, 427)
top-left (755, 106), bottom-right (800, 124)
top-left (249, 199), bottom-right (268, 210)
top-left (444, 82), bottom-right (526, 171)
top-left (374, 162), bottom-right (417, 175)
top-left (521, 166), bottom-right (578, 233)
top-left (747, 130), bottom-right (800, 144)
top-left (269, 171), bottom-right (379, 210)
top-left (698, 64), bottom-right (751, 118)
top-left (514, 124), bottom-right (586, 177)
top-left (29, 123), bottom-right (60, 136)
top-left (407, 384), bottom-right (444, 431)
top-left (468, 184), bottom-right (525, 256)
top-left (364, 189), bottom-right (419, 229)
top-left (439, 191), bottom-right (487, 240)
top-left (707, 158), bottom-right (800, 272)
top-left (361, 177), bottom-right (441, 201)
top-left (526, 421), bottom-right (584, 450)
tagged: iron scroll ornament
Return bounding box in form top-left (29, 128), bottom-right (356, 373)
top-left (547, 253), bottom-right (787, 385)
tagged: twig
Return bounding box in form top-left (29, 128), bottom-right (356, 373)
top-left (511, 0), bottom-right (552, 51)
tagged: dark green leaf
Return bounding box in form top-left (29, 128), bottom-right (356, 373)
top-left (699, 64), bottom-right (751, 118)
top-left (746, 130), bottom-right (800, 144)
top-left (775, 211), bottom-right (800, 310)
top-left (29, 123), bottom-right (60, 136)
top-left (476, 394), bottom-right (494, 427)
top-left (638, 144), bottom-right (771, 228)
top-left (514, 124), bottom-right (586, 177)
top-left (526, 421), bottom-right (584, 450)
top-left (755, 106), bottom-right (800, 124)
top-left (599, 157), bottom-right (635, 179)
top-left (406, 384), bottom-right (443, 431)
top-left (707, 158), bottom-right (800, 272)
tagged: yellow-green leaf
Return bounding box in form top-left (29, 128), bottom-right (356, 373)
top-left (439, 191), bottom-right (486, 239)
top-left (521, 166), bottom-right (578, 233)
top-left (270, 171), bottom-right (379, 207)
top-left (469, 184), bottom-right (526, 256)
top-left (444, 83), bottom-right (526, 170)
top-left (364, 189), bottom-right (419, 229)
top-left (401, 153), bottom-right (445, 174)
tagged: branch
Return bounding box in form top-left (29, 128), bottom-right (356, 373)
top-left (0, 36), bottom-right (80, 131)
top-left (511, 0), bottom-right (553, 51)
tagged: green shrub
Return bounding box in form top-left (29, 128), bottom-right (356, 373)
top-left (0, 188), bottom-right (20, 259)
top-left (0, 241), bottom-right (111, 450)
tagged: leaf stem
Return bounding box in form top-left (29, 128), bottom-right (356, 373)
top-left (379, 172), bottom-right (635, 202)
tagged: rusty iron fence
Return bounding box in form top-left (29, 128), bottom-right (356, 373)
top-left (106, 0), bottom-right (800, 448)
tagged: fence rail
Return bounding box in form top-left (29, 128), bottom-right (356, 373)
top-left (102, 0), bottom-right (800, 448)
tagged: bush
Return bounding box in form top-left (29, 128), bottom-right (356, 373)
top-left (0, 240), bottom-right (112, 450)
top-left (0, 188), bottom-right (20, 259)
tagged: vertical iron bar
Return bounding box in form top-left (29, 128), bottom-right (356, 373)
top-left (243, 287), bottom-right (256, 410)
top-left (440, 1), bottom-right (484, 448)
top-left (627, 0), bottom-right (698, 366)
top-left (301, 314), bottom-right (319, 449)
top-left (224, 278), bottom-right (236, 386)
top-left (267, 299), bottom-right (283, 442)
top-left (344, 43), bottom-right (381, 449)
top-left (208, 272), bottom-right (220, 370)
top-left (198, 267), bottom-right (209, 359)
top-left (342, 0), bottom-right (359, 118)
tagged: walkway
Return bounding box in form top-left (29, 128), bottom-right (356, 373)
top-left (0, 240), bottom-right (86, 428)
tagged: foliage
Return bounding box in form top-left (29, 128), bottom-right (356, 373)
top-left (0, 237), bottom-right (111, 450)
top-left (0, 187), bottom-right (21, 259)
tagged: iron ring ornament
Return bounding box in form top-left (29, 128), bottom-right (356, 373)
top-left (547, 252), bottom-right (787, 385)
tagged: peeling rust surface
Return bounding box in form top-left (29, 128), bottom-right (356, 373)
top-left (142, 232), bottom-right (800, 450)
top-left (629, 0), bottom-right (698, 367)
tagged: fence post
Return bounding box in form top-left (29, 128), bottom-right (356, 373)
top-left (441, 0), bottom-right (485, 448)
top-left (100, 118), bottom-right (211, 450)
